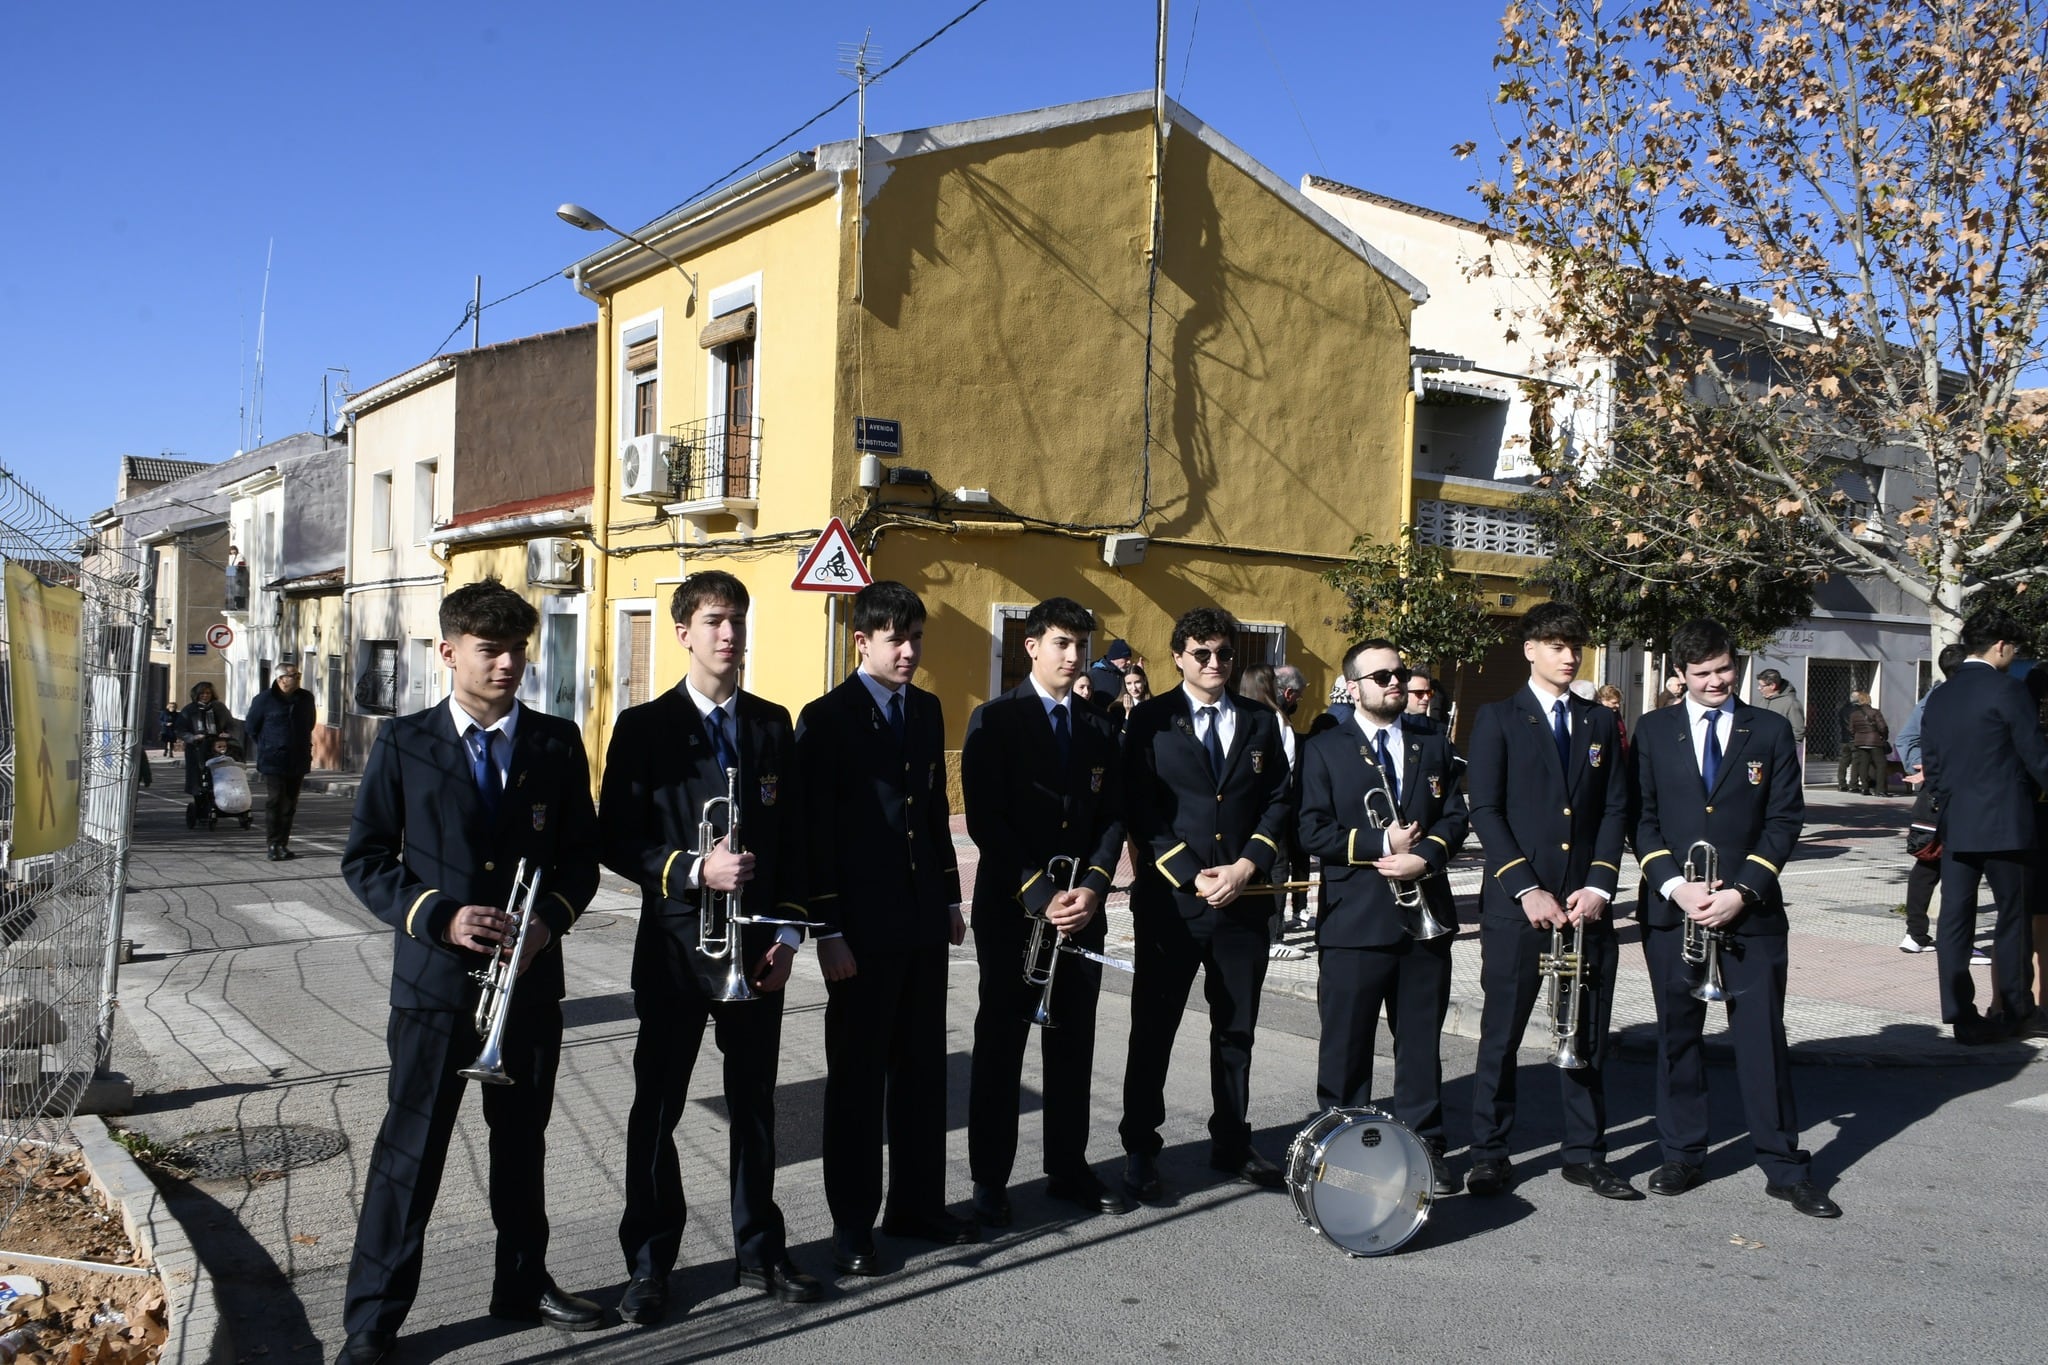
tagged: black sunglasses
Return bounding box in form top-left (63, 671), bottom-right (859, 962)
top-left (1185, 647), bottom-right (1236, 666)
top-left (1348, 667), bottom-right (1412, 688)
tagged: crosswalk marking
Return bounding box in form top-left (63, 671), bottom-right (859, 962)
top-left (2007, 1092), bottom-right (2048, 1113)
top-left (231, 898), bottom-right (367, 942)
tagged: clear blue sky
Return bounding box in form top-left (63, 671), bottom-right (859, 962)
top-left (2, 0), bottom-right (1512, 525)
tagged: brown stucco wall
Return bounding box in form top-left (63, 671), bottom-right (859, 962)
top-left (451, 324), bottom-right (598, 516)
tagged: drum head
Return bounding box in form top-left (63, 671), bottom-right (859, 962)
top-left (1291, 1111), bottom-right (1432, 1256)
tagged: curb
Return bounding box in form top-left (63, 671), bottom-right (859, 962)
top-left (76, 1118), bottom-right (230, 1365)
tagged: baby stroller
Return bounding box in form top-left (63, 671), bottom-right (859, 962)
top-left (188, 743), bottom-right (254, 831)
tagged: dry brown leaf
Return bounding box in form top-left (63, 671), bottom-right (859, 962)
top-left (290, 1233), bottom-right (319, 1246)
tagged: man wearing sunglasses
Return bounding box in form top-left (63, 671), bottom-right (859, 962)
top-left (1296, 640), bottom-right (1469, 1196)
top-left (1119, 607), bottom-right (1294, 1202)
top-left (1404, 670), bottom-right (1439, 730)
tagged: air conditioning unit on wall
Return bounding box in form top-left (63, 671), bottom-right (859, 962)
top-left (526, 537), bottom-right (583, 588)
top-left (618, 433), bottom-right (676, 502)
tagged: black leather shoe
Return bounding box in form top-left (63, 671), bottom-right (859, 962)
top-left (879, 1209), bottom-right (980, 1245)
top-left (831, 1229), bottom-right (882, 1277)
top-left (2007, 1010), bottom-right (2048, 1041)
top-left (1953, 1013), bottom-right (2005, 1045)
top-left (618, 1276), bottom-right (667, 1325)
top-left (1648, 1161), bottom-right (1705, 1197)
top-left (488, 1282), bottom-right (603, 1332)
top-left (1122, 1153), bottom-right (1163, 1203)
top-left (278, 845), bottom-right (297, 860)
top-left (266, 846), bottom-right (281, 861)
top-left (1561, 1161), bottom-right (1643, 1201)
top-left (1464, 1157), bottom-right (1512, 1197)
top-left (1421, 1141), bottom-right (1461, 1196)
top-left (736, 1257), bottom-right (823, 1303)
top-left (1766, 1179), bottom-right (1843, 1219)
top-left (1046, 1172), bottom-right (1132, 1216)
top-left (971, 1182), bottom-right (1013, 1227)
top-left (1211, 1147), bottom-right (1284, 1189)
top-left (334, 1330), bottom-right (394, 1365)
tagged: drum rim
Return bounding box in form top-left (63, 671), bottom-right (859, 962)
top-left (1286, 1108), bottom-right (1434, 1256)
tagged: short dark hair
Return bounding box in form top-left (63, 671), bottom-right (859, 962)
top-left (1519, 601), bottom-right (1589, 646)
top-left (1405, 668), bottom-right (1432, 686)
top-left (440, 578), bottom-right (538, 643)
top-left (851, 580), bottom-right (926, 637)
top-left (1024, 596), bottom-right (1094, 641)
top-left (1170, 606), bottom-right (1238, 655)
top-left (1341, 637), bottom-right (1400, 678)
top-left (1961, 607), bottom-right (2029, 657)
top-left (672, 570), bottom-right (749, 624)
top-left (1756, 668), bottom-right (1784, 687)
top-left (1668, 618), bottom-right (1733, 670)
top-left (1936, 643), bottom-right (1968, 678)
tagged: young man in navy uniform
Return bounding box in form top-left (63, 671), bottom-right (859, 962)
top-left (796, 580), bottom-right (974, 1277)
top-left (336, 580), bottom-right (601, 1365)
top-left (602, 571), bottom-right (821, 1326)
top-left (1463, 603), bottom-right (1636, 1201)
top-left (1119, 606), bottom-right (1294, 1201)
top-left (1919, 606), bottom-right (2048, 1042)
top-left (963, 597), bottom-right (1130, 1226)
top-left (1632, 617), bottom-right (1839, 1219)
top-left (1296, 637), bottom-right (1468, 1196)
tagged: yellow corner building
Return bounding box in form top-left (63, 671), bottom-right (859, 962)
top-left (568, 93), bottom-right (1426, 776)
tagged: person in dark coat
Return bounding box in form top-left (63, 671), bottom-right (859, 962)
top-left (602, 571), bottom-right (821, 1324)
top-left (1845, 691), bottom-right (1889, 796)
top-left (244, 664), bottom-right (318, 860)
top-left (1462, 604), bottom-right (1635, 1202)
top-left (1296, 637), bottom-right (1468, 1196)
top-left (1919, 608), bottom-right (2048, 1042)
top-left (178, 681), bottom-right (233, 799)
top-left (1118, 606), bottom-right (1294, 1202)
top-left (795, 581), bottom-right (972, 1277)
top-left (963, 596), bottom-right (1130, 1226)
top-left (335, 580), bottom-right (602, 1365)
top-left (1632, 617), bottom-right (1837, 1219)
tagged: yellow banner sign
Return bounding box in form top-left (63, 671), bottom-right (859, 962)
top-left (6, 561), bottom-right (84, 858)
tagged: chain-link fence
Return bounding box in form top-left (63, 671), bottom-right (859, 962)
top-left (0, 463), bottom-right (151, 1236)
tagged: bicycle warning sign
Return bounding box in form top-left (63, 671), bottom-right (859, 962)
top-left (790, 517), bottom-right (872, 594)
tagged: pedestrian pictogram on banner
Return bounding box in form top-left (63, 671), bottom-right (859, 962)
top-left (790, 518), bottom-right (872, 594)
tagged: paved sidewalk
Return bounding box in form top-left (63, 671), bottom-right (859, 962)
top-left (1058, 786), bottom-right (2047, 1067)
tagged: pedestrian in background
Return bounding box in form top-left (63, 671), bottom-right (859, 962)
top-left (1594, 684), bottom-right (1630, 759)
top-left (1846, 691), bottom-right (1890, 796)
top-left (244, 664), bottom-right (317, 861)
top-left (1309, 676), bottom-right (1355, 736)
top-left (158, 703), bottom-right (179, 758)
top-left (1108, 663), bottom-right (1151, 734)
top-left (1239, 665), bottom-right (1307, 961)
top-left (1274, 664), bottom-right (1314, 930)
top-left (1405, 669), bottom-right (1436, 723)
top-left (1918, 608), bottom-right (2048, 1043)
top-left (1895, 645), bottom-right (1969, 954)
top-left (1086, 638), bottom-right (1135, 714)
top-left (178, 682), bottom-right (234, 808)
top-left (1754, 669), bottom-right (1806, 776)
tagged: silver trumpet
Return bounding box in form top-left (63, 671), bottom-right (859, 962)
top-left (460, 858), bottom-right (543, 1086)
top-left (1363, 783), bottom-right (1453, 940)
top-left (1681, 840), bottom-right (1732, 1003)
top-left (694, 763), bottom-right (810, 1004)
top-left (1023, 854), bottom-right (1135, 1028)
top-left (1540, 920), bottom-right (1588, 1070)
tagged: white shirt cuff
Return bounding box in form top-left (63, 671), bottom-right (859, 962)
top-left (1657, 876), bottom-right (1685, 901)
top-left (774, 927), bottom-right (802, 951)
top-left (686, 855), bottom-right (705, 891)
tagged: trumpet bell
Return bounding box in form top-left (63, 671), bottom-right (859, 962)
top-left (1550, 1040), bottom-right (1587, 1070)
top-left (459, 1043), bottom-right (514, 1087)
top-left (1690, 977), bottom-right (1731, 1003)
top-left (1405, 905), bottom-right (1455, 940)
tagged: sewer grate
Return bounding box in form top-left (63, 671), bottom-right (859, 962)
top-left (172, 1124), bottom-right (348, 1179)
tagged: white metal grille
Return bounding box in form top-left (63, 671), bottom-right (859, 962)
top-left (1414, 499), bottom-right (1548, 557)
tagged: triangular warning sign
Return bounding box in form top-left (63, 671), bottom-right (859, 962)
top-left (791, 516), bottom-right (873, 593)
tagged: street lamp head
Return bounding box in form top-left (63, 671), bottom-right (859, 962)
top-left (556, 203), bottom-right (611, 233)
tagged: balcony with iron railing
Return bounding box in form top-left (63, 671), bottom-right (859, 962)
top-left (665, 415), bottom-right (762, 540)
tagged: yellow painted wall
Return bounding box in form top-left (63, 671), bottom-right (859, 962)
top-left (587, 192), bottom-right (844, 745)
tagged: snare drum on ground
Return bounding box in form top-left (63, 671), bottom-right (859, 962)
top-left (1283, 1106), bottom-right (1433, 1257)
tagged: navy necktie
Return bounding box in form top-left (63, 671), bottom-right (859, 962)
top-left (707, 706), bottom-right (736, 774)
top-left (1199, 705), bottom-right (1224, 783)
top-left (887, 690), bottom-right (906, 741)
top-left (1052, 703), bottom-right (1072, 767)
top-left (1375, 727), bottom-right (1398, 803)
top-left (1552, 698), bottom-right (1572, 773)
top-left (1702, 710), bottom-right (1723, 793)
top-left (467, 727), bottom-right (501, 820)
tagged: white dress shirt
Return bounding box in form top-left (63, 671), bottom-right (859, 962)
top-left (1185, 685), bottom-right (1238, 758)
top-left (681, 680), bottom-right (800, 951)
top-left (448, 696), bottom-right (519, 785)
top-left (1657, 695), bottom-right (1738, 900)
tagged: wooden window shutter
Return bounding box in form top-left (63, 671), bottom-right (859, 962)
top-left (698, 306), bottom-right (757, 350)
top-left (624, 337), bottom-right (659, 373)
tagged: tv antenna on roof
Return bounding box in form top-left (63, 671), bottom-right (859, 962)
top-left (838, 32), bottom-right (878, 304)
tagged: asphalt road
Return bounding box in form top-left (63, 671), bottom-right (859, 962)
top-left (108, 783), bottom-right (2048, 1364)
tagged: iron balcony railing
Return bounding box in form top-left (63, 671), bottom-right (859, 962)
top-left (669, 415), bottom-right (762, 504)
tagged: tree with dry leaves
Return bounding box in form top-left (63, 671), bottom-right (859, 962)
top-left (1471, 0), bottom-right (2048, 651)
top-left (1322, 527), bottom-right (1506, 719)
